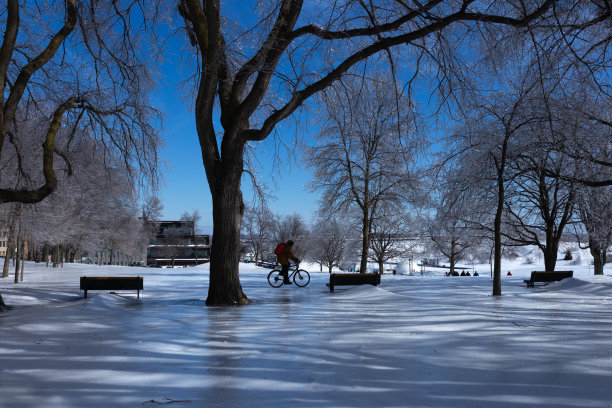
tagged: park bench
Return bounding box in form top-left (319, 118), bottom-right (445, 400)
top-left (523, 271), bottom-right (573, 288)
top-left (80, 276), bottom-right (143, 299)
top-left (327, 273), bottom-right (381, 293)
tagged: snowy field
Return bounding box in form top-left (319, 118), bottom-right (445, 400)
top-left (1, 258), bottom-right (612, 408)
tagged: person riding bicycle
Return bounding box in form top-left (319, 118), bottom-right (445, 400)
top-left (277, 240), bottom-right (300, 284)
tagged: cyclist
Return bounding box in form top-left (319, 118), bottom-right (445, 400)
top-left (277, 240), bottom-right (300, 285)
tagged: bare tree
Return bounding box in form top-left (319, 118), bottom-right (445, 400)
top-left (181, 210), bottom-right (202, 264)
top-left (504, 148), bottom-right (576, 272)
top-left (0, 0), bottom-right (161, 205)
top-left (274, 213), bottom-right (310, 261)
top-left (443, 82), bottom-right (540, 295)
top-left (427, 192), bottom-right (479, 276)
top-left (575, 185), bottom-right (612, 275)
top-left (175, 0), bottom-right (579, 305)
top-left (307, 73), bottom-right (418, 274)
top-left (242, 205), bottom-right (275, 264)
top-left (311, 217), bottom-right (348, 273)
top-left (369, 207), bottom-right (410, 275)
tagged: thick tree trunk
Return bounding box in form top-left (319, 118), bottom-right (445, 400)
top-left (206, 171), bottom-right (249, 306)
top-left (0, 293), bottom-right (7, 312)
top-left (590, 243), bottom-right (605, 275)
top-left (378, 260), bottom-right (384, 275)
top-left (543, 248), bottom-right (557, 271)
top-left (543, 232), bottom-right (559, 271)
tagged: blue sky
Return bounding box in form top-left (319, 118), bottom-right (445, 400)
top-left (153, 84), bottom-right (320, 234)
top-left (150, 2), bottom-right (329, 234)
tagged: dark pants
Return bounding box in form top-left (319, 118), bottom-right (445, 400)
top-left (280, 264), bottom-right (290, 281)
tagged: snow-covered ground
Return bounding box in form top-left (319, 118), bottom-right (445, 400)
top-left (1, 257), bottom-right (611, 408)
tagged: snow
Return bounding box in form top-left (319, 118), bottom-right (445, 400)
top-left (1, 259), bottom-right (612, 407)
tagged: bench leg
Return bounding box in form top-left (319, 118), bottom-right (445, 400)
top-left (137, 290), bottom-right (140, 299)
top-left (84, 290), bottom-right (87, 299)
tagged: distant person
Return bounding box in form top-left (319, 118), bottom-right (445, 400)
top-left (466, 271), bottom-right (471, 276)
top-left (507, 271), bottom-right (512, 276)
top-left (276, 240), bottom-right (300, 285)
top-left (460, 271), bottom-right (466, 276)
top-left (474, 271), bottom-right (479, 276)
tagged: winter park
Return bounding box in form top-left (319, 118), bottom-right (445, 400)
top-left (1, 1), bottom-right (611, 408)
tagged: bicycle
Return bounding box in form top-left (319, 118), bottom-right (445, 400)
top-left (267, 263), bottom-right (310, 288)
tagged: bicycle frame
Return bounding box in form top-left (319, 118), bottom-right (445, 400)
top-left (267, 263), bottom-right (310, 288)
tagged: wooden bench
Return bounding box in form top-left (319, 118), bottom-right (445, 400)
top-left (327, 273), bottom-right (381, 293)
top-left (523, 271), bottom-right (573, 288)
top-left (80, 276), bottom-right (143, 298)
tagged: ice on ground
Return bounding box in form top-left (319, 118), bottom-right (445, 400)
top-left (1, 259), bottom-right (611, 408)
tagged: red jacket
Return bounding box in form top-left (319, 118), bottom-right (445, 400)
top-left (277, 244), bottom-right (298, 266)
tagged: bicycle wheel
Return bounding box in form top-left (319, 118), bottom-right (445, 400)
top-left (293, 269), bottom-right (310, 287)
top-left (267, 269), bottom-right (284, 288)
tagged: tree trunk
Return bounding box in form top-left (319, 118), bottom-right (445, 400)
top-left (2, 220), bottom-right (15, 278)
top-left (206, 172), bottom-right (249, 306)
top-left (590, 242), bottom-right (605, 275)
top-left (20, 240), bottom-right (25, 281)
top-left (43, 244), bottom-right (49, 267)
top-left (449, 241), bottom-right (456, 275)
top-left (493, 169), bottom-right (504, 296)
top-left (14, 233), bottom-right (21, 284)
top-left (543, 248), bottom-right (557, 271)
top-left (359, 208), bottom-right (370, 274)
top-left (543, 231), bottom-right (558, 271)
top-left (0, 293), bottom-right (7, 312)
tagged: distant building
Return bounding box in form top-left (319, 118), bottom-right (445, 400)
top-left (0, 229), bottom-right (7, 257)
top-left (146, 220), bottom-right (210, 267)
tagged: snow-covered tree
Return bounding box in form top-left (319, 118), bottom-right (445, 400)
top-left (0, 0), bottom-right (161, 205)
top-left (175, 0), bottom-right (572, 305)
top-left (369, 207), bottom-right (412, 275)
top-left (427, 191), bottom-right (482, 276)
top-left (181, 210), bottom-right (203, 264)
top-left (311, 217), bottom-right (349, 273)
top-left (307, 73), bottom-right (418, 276)
top-left (274, 213), bottom-right (310, 262)
top-left (576, 186), bottom-right (612, 275)
top-left (242, 205), bottom-right (275, 264)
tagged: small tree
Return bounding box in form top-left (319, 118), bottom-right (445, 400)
top-left (576, 185), bottom-right (612, 275)
top-left (311, 218), bottom-right (348, 273)
top-left (274, 213), bottom-right (310, 262)
top-left (428, 193), bottom-right (479, 276)
top-left (242, 205), bottom-right (275, 264)
top-left (370, 208), bottom-right (411, 275)
top-left (181, 210), bottom-right (202, 265)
